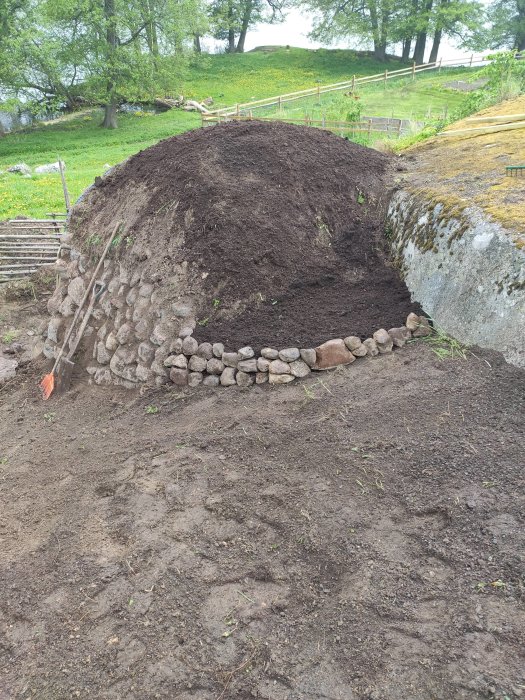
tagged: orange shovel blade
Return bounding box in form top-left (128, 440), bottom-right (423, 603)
top-left (40, 372), bottom-right (55, 400)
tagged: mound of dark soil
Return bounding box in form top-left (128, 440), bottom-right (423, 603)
top-left (70, 121), bottom-right (418, 349)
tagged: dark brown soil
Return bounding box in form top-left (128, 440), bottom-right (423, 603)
top-left (1, 336), bottom-right (524, 700)
top-left (69, 121), bottom-right (419, 349)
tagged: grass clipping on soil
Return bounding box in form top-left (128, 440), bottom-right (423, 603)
top-left (69, 121), bottom-right (417, 349)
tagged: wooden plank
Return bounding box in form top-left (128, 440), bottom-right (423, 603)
top-left (440, 121), bottom-right (525, 137)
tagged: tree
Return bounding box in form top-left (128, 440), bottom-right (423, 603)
top-left (485, 0), bottom-right (525, 51)
top-left (210, 0), bottom-right (287, 52)
top-left (0, 0), bottom-right (208, 127)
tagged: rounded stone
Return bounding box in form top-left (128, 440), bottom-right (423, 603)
top-left (138, 342), bottom-right (155, 364)
top-left (300, 348), bottom-right (317, 367)
top-left (170, 368), bottom-right (188, 385)
top-left (188, 355), bottom-right (207, 372)
top-left (268, 373), bottom-right (295, 385)
top-left (212, 343), bottom-right (225, 358)
top-left (373, 329), bottom-right (391, 346)
top-left (197, 342), bottom-right (213, 360)
top-left (164, 354), bottom-right (188, 369)
top-left (289, 360), bottom-right (311, 378)
top-left (363, 338), bottom-right (379, 356)
top-left (222, 352), bottom-right (240, 368)
top-left (203, 374), bottom-right (220, 387)
top-left (256, 372), bottom-right (269, 384)
top-left (67, 277), bottom-right (85, 306)
top-left (278, 348), bottom-right (300, 362)
top-left (188, 371), bottom-right (203, 388)
top-left (352, 344), bottom-right (367, 357)
top-left (220, 367), bottom-right (237, 386)
top-left (261, 347), bottom-right (279, 360)
top-left (257, 357), bottom-right (270, 372)
top-left (238, 358), bottom-right (257, 373)
top-left (236, 371), bottom-right (254, 387)
top-left (207, 358), bottom-right (225, 375)
top-left (406, 313), bottom-right (420, 331)
top-left (169, 338), bottom-right (183, 354)
top-left (182, 336), bottom-right (199, 355)
top-left (238, 346), bottom-right (254, 360)
top-left (344, 336), bottom-right (362, 351)
top-left (269, 359), bottom-right (292, 374)
top-left (116, 323), bottom-right (133, 345)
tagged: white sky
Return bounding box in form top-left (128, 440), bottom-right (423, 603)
top-left (202, 7), bottom-right (487, 61)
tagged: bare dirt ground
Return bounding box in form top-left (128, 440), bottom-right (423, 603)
top-left (1, 320), bottom-right (524, 699)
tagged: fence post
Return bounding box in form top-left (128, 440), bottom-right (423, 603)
top-left (352, 75), bottom-right (355, 93)
top-left (278, 95), bottom-right (282, 113)
top-left (438, 58), bottom-right (442, 73)
top-left (397, 119), bottom-right (402, 138)
top-left (412, 61), bottom-right (416, 81)
top-left (444, 104), bottom-right (448, 121)
top-left (317, 84), bottom-right (321, 103)
top-left (470, 53), bottom-right (473, 67)
top-left (368, 119), bottom-right (372, 139)
top-left (322, 114), bottom-right (326, 128)
top-left (384, 69), bottom-right (388, 89)
top-left (236, 103), bottom-right (240, 116)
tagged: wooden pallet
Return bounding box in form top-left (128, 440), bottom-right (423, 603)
top-left (0, 218), bottom-right (65, 282)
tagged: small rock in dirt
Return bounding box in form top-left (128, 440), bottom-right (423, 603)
top-left (136, 364), bottom-right (153, 382)
top-left (300, 348), bottom-right (317, 367)
top-left (203, 374), bottom-right (220, 387)
top-left (257, 357), bottom-right (270, 372)
top-left (236, 371), bottom-right (254, 387)
top-left (47, 288), bottom-right (66, 315)
top-left (261, 347), bottom-right (279, 360)
top-left (344, 336), bottom-right (362, 351)
top-left (43, 339), bottom-right (57, 359)
top-left (164, 354), bottom-right (187, 369)
top-left (314, 339), bottom-right (355, 369)
top-left (220, 367), bottom-right (237, 386)
top-left (388, 327), bottom-right (410, 347)
top-left (182, 336), bottom-right (198, 355)
top-left (0, 357), bottom-right (18, 383)
top-left (58, 295), bottom-right (76, 317)
top-left (238, 358), bottom-right (257, 373)
top-left (207, 358), bottom-right (224, 375)
top-left (238, 346), bottom-right (254, 360)
top-left (212, 342), bottom-right (225, 358)
top-left (289, 360), bottom-right (311, 378)
top-left (413, 316), bottom-right (432, 337)
top-left (373, 329), bottom-right (393, 353)
top-left (222, 352), bottom-right (240, 368)
top-left (269, 359), bottom-right (291, 374)
top-left (138, 282), bottom-right (153, 298)
top-left (188, 355), bottom-right (207, 372)
top-left (188, 371), bottom-right (203, 387)
top-left (256, 371), bottom-right (268, 384)
top-left (170, 368), bottom-right (189, 385)
top-left (196, 342), bottom-right (213, 360)
top-left (279, 347), bottom-right (300, 362)
top-left (363, 338), bottom-right (378, 356)
top-left (150, 322), bottom-right (171, 346)
top-left (269, 373), bottom-right (295, 384)
top-left (406, 312), bottom-right (420, 331)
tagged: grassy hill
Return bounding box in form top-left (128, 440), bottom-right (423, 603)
top-left (0, 47), bottom-right (483, 219)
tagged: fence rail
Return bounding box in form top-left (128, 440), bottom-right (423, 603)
top-left (0, 218), bottom-right (65, 282)
top-left (202, 112), bottom-right (416, 137)
top-left (206, 53), bottom-right (522, 122)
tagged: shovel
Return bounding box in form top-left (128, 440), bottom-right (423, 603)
top-left (52, 281), bottom-right (106, 395)
top-left (40, 221), bottom-right (121, 400)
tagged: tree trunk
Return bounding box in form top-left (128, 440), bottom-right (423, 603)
top-left (412, 0), bottom-right (433, 65)
top-left (402, 38), bottom-right (412, 61)
top-left (193, 33), bottom-right (201, 53)
top-left (516, 0), bottom-right (525, 50)
top-left (101, 0), bottom-right (119, 128)
top-left (373, 42), bottom-right (387, 60)
top-left (236, 0), bottom-right (253, 53)
top-left (226, 0), bottom-right (236, 53)
top-left (102, 99), bottom-right (118, 129)
top-left (428, 27), bottom-right (442, 63)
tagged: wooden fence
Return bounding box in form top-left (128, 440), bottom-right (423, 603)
top-left (205, 53), bottom-right (523, 122)
top-left (202, 112), bottom-right (414, 138)
top-left (0, 218), bottom-right (64, 282)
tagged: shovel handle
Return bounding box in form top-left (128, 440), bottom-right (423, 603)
top-left (67, 283), bottom-right (106, 361)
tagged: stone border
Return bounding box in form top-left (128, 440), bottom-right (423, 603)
top-left (42, 239), bottom-right (431, 390)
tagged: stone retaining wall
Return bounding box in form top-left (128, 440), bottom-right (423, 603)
top-left (42, 237), bottom-right (430, 390)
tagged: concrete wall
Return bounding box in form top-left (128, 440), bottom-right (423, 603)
top-left (388, 190), bottom-right (525, 368)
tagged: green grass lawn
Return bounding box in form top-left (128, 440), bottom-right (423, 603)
top-left (0, 48), bottom-right (483, 219)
